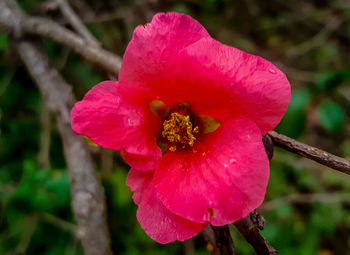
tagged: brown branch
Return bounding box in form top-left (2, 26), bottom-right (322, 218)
top-left (16, 39), bottom-right (113, 255)
top-left (260, 193), bottom-right (350, 213)
top-left (268, 131), bottom-right (350, 175)
top-left (0, 0), bottom-right (121, 74)
top-left (55, 0), bottom-right (100, 46)
top-left (183, 239), bottom-right (195, 255)
top-left (1, 1), bottom-right (113, 254)
top-left (234, 211), bottom-right (277, 255)
top-left (286, 17), bottom-right (343, 57)
top-left (101, 148), bottom-right (114, 175)
top-left (202, 225), bottom-right (237, 255)
top-left (23, 17), bottom-right (121, 74)
top-left (15, 39), bottom-right (113, 255)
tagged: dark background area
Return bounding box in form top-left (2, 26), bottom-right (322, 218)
top-left (0, 0), bottom-right (350, 254)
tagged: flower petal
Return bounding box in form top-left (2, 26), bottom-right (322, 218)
top-left (175, 38), bottom-right (291, 134)
top-left (120, 31), bottom-right (290, 134)
top-left (121, 150), bottom-right (161, 171)
top-left (71, 81), bottom-right (162, 170)
top-left (118, 12), bottom-right (210, 105)
top-left (154, 118), bottom-right (269, 226)
top-left (126, 169), bottom-right (206, 244)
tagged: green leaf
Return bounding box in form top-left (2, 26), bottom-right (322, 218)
top-left (343, 140), bottom-right (350, 158)
top-left (110, 170), bottom-right (132, 207)
top-left (315, 71), bottom-right (350, 92)
top-left (171, 3), bottom-right (192, 15)
top-left (73, 62), bottom-right (102, 89)
top-left (276, 89), bottom-right (312, 138)
top-left (318, 101), bottom-right (346, 133)
top-left (0, 33), bottom-right (9, 51)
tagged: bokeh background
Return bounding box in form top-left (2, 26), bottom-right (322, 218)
top-left (1, 0), bottom-right (350, 254)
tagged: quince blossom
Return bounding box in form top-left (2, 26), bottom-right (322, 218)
top-left (71, 12), bottom-right (291, 243)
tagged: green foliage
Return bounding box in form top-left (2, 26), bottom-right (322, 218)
top-left (315, 70), bottom-right (350, 92)
top-left (318, 101), bottom-right (346, 134)
top-left (171, 3), bottom-right (192, 15)
top-left (276, 89), bottom-right (312, 138)
top-left (0, 161), bottom-right (78, 255)
top-left (0, 33), bottom-right (8, 51)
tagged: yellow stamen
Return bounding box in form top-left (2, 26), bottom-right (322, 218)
top-left (162, 112), bottom-right (199, 151)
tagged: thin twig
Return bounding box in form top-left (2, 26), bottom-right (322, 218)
top-left (55, 0), bottom-right (100, 46)
top-left (268, 131), bottom-right (350, 175)
top-left (260, 193), bottom-right (350, 213)
top-left (40, 212), bottom-right (76, 233)
top-left (14, 215), bottom-right (38, 254)
top-left (286, 17), bottom-right (343, 57)
top-left (101, 148), bottom-right (114, 175)
top-left (23, 17), bottom-right (121, 73)
top-left (183, 239), bottom-right (195, 255)
top-left (202, 225), bottom-right (237, 255)
top-left (0, 0), bottom-right (121, 74)
top-left (234, 212), bottom-right (277, 255)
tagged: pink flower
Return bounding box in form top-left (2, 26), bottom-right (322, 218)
top-left (71, 12), bottom-right (291, 243)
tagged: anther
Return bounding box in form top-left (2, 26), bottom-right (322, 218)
top-left (162, 112), bottom-right (199, 151)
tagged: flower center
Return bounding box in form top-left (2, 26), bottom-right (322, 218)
top-left (162, 112), bottom-right (199, 152)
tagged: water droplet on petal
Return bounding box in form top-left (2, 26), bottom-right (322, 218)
top-left (127, 118), bottom-right (138, 125)
top-left (229, 158), bottom-right (236, 164)
top-left (268, 68), bottom-right (276, 74)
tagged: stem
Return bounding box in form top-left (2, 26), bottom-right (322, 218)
top-left (268, 131), bottom-right (350, 175)
top-left (203, 225), bottom-right (237, 255)
top-left (234, 212), bottom-right (277, 255)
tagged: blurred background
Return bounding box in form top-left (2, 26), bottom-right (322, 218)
top-left (1, 0), bottom-right (350, 254)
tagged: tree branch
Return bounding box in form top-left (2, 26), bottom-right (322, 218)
top-left (55, 0), bottom-right (100, 46)
top-left (268, 131), bottom-right (350, 175)
top-left (0, 0), bottom-right (121, 74)
top-left (260, 193), bottom-right (350, 213)
top-left (1, 1), bottom-right (113, 254)
top-left (15, 38), bottom-right (113, 255)
top-left (23, 17), bottom-right (121, 73)
top-left (234, 211), bottom-right (277, 255)
top-left (202, 225), bottom-right (237, 255)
